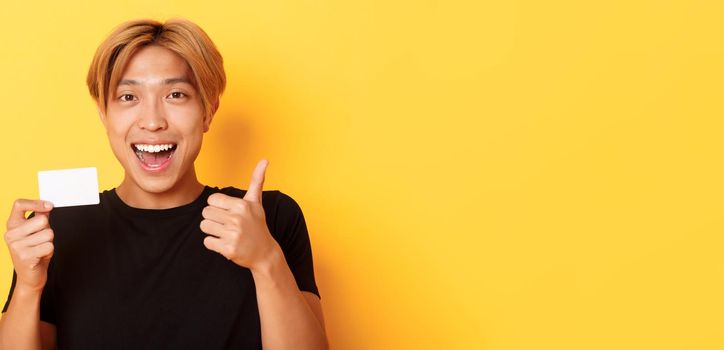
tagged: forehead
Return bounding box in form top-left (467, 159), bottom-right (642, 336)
top-left (119, 45), bottom-right (191, 82)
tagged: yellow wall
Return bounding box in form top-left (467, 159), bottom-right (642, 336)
top-left (1, 1), bottom-right (723, 349)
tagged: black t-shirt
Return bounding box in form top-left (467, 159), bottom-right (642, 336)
top-left (2, 186), bottom-right (320, 349)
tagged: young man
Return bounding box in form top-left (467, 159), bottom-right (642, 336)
top-left (0, 18), bottom-right (327, 349)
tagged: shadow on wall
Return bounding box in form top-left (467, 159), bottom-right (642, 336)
top-left (307, 243), bottom-right (344, 348)
top-left (200, 107), bottom-right (255, 187)
top-left (202, 91), bottom-right (348, 347)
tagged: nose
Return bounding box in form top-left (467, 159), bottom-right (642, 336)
top-left (136, 99), bottom-right (168, 131)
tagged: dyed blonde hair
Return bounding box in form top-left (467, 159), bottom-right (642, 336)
top-left (86, 18), bottom-right (226, 120)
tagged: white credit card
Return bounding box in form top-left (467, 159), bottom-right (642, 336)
top-left (38, 167), bottom-right (100, 207)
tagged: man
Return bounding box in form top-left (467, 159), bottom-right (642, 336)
top-left (0, 18), bottom-right (328, 349)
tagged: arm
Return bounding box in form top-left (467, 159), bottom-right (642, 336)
top-left (0, 199), bottom-right (57, 350)
top-left (0, 291), bottom-right (57, 350)
top-left (251, 245), bottom-right (328, 350)
top-left (200, 160), bottom-right (328, 349)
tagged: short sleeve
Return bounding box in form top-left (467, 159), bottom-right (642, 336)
top-left (2, 269), bottom-right (56, 324)
top-left (1, 270), bottom-right (17, 313)
top-left (274, 192), bottom-right (321, 299)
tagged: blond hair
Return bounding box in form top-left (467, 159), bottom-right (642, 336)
top-left (86, 18), bottom-right (226, 119)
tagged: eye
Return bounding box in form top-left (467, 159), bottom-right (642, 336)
top-left (168, 91), bottom-right (186, 99)
top-left (119, 94), bottom-right (137, 102)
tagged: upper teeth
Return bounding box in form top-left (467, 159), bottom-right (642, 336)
top-left (134, 144), bottom-right (175, 153)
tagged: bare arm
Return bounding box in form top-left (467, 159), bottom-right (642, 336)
top-left (0, 290), bottom-right (56, 350)
top-left (199, 160), bottom-right (328, 349)
top-left (0, 199), bottom-right (57, 350)
top-left (251, 245), bottom-right (328, 350)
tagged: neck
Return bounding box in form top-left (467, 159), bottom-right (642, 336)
top-left (115, 167), bottom-right (205, 209)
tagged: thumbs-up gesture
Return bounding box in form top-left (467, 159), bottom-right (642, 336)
top-left (200, 159), bottom-right (281, 270)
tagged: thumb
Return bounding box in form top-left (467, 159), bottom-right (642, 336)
top-left (243, 159), bottom-right (268, 203)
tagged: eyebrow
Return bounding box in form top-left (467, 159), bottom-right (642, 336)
top-left (118, 77), bottom-right (193, 86)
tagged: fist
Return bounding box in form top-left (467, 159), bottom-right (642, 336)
top-left (200, 159), bottom-right (280, 271)
top-left (4, 199), bottom-right (55, 292)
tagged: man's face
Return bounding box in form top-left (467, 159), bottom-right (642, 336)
top-left (100, 45), bottom-right (212, 195)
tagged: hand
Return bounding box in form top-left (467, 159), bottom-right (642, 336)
top-left (200, 159), bottom-right (281, 271)
top-left (4, 199), bottom-right (55, 292)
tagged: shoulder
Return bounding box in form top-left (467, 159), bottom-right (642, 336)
top-left (213, 186), bottom-right (306, 239)
top-left (214, 186), bottom-right (302, 213)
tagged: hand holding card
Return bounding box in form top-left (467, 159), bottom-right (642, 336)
top-left (38, 167), bottom-right (100, 207)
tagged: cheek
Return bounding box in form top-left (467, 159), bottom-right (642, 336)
top-left (169, 109), bottom-right (205, 136)
top-left (103, 117), bottom-right (133, 147)
top-left (169, 104), bottom-right (204, 124)
top-left (108, 123), bottom-right (128, 140)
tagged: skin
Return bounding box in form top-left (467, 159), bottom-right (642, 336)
top-left (103, 45), bottom-right (210, 209)
top-left (0, 200), bottom-right (56, 350)
top-left (0, 45), bottom-right (328, 350)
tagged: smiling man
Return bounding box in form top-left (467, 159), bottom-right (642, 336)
top-left (0, 19), bottom-right (327, 350)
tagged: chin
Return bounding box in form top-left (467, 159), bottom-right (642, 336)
top-left (111, 139), bottom-right (200, 197)
top-left (132, 176), bottom-right (180, 194)
top-left (121, 156), bottom-right (186, 194)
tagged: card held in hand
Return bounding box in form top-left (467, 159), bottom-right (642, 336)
top-left (38, 167), bottom-right (100, 207)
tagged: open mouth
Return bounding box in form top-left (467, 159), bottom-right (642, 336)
top-left (132, 143), bottom-right (177, 170)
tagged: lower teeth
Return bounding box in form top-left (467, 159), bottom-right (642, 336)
top-left (135, 150), bottom-right (173, 164)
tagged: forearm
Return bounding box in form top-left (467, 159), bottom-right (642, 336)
top-left (251, 245), bottom-right (328, 350)
top-left (0, 286), bottom-right (43, 350)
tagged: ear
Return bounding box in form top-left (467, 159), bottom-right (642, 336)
top-left (203, 98), bottom-right (219, 133)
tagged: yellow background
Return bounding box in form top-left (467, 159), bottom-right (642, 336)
top-left (1, 1), bottom-right (723, 349)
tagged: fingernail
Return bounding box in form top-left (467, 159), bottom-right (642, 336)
top-left (43, 201), bottom-right (53, 209)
